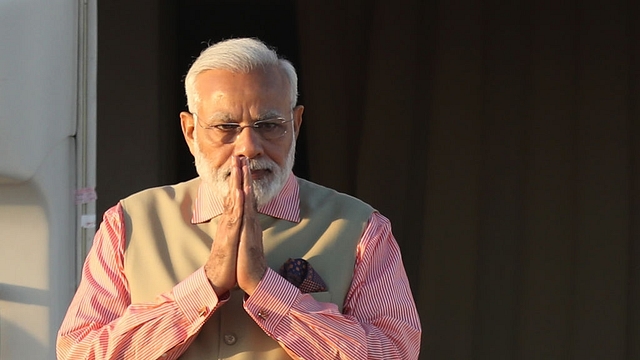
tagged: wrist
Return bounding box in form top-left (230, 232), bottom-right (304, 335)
top-left (243, 266), bottom-right (267, 296)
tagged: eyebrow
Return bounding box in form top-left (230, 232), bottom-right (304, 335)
top-left (205, 110), bottom-right (284, 123)
top-left (255, 110), bottom-right (285, 121)
top-left (203, 112), bottom-right (234, 123)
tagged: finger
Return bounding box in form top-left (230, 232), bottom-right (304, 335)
top-left (240, 157), bottom-right (262, 258)
top-left (218, 158), bottom-right (243, 240)
top-left (224, 156), bottom-right (244, 211)
top-left (232, 155), bottom-right (244, 193)
top-left (237, 158), bottom-right (266, 294)
top-left (241, 157), bottom-right (257, 213)
top-left (240, 157), bottom-right (261, 253)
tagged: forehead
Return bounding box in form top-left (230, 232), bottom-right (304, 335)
top-left (194, 67), bottom-right (290, 118)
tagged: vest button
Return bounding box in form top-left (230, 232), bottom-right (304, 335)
top-left (223, 333), bottom-right (237, 345)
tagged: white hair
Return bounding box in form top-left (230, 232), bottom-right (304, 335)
top-left (184, 38), bottom-right (298, 112)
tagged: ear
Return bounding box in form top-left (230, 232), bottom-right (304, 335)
top-left (292, 105), bottom-right (304, 139)
top-left (180, 111), bottom-right (197, 156)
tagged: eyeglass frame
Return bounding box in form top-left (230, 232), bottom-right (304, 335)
top-left (192, 113), bottom-right (295, 144)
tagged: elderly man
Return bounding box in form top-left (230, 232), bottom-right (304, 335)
top-left (57, 38), bottom-right (421, 359)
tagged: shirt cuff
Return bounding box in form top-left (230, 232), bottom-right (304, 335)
top-left (243, 268), bottom-right (299, 335)
top-left (173, 267), bottom-right (228, 324)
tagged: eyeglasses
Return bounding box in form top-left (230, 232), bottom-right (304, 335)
top-left (193, 114), bottom-right (294, 144)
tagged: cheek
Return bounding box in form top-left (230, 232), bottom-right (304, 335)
top-left (265, 142), bottom-right (292, 166)
top-left (195, 139), bottom-right (232, 168)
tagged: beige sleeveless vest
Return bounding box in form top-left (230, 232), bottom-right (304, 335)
top-left (121, 177), bottom-right (373, 359)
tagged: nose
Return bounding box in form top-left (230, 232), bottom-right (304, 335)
top-left (233, 126), bottom-right (264, 159)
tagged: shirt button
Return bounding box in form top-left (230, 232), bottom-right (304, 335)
top-left (160, 353), bottom-right (168, 358)
top-left (223, 333), bottom-right (237, 345)
top-left (257, 310), bottom-right (268, 320)
top-left (198, 306), bottom-right (209, 317)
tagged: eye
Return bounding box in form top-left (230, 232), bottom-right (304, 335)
top-left (255, 121), bottom-right (280, 131)
top-left (213, 123), bottom-right (240, 132)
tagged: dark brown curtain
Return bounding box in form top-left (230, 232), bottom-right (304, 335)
top-left (297, 1), bottom-right (639, 359)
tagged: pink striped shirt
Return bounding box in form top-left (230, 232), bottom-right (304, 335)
top-left (57, 174), bottom-right (421, 359)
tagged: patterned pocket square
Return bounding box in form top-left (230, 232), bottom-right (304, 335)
top-left (278, 258), bottom-right (328, 293)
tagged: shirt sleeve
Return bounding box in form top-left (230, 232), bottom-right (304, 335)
top-left (56, 204), bottom-right (227, 360)
top-left (243, 211), bottom-right (422, 359)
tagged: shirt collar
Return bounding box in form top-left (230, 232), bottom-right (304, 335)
top-left (191, 172), bottom-right (300, 224)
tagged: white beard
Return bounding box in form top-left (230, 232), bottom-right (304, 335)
top-left (193, 135), bottom-right (296, 207)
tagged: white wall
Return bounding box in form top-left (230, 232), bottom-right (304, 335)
top-left (0, 0), bottom-right (96, 358)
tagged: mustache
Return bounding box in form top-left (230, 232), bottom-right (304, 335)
top-left (220, 158), bottom-right (274, 179)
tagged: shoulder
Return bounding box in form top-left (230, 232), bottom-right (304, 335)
top-left (296, 177), bottom-right (375, 220)
top-left (118, 178), bottom-right (201, 234)
top-left (120, 177), bottom-right (200, 208)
